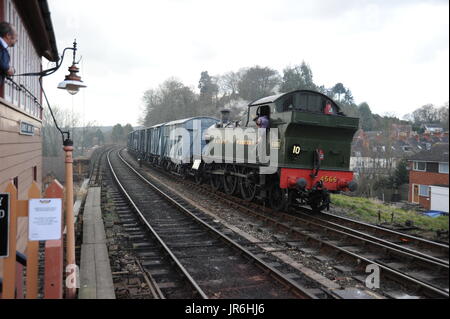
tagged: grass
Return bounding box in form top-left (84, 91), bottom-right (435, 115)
top-left (331, 194), bottom-right (449, 232)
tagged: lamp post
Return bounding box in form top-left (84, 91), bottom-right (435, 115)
top-left (56, 40), bottom-right (86, 299)
top-left (13, 40), bottom-right (87, 299)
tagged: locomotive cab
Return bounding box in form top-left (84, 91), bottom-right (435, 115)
top-left (247, 90), bottom-right (359, 211)
top-left (247, 90), bottom-right (345, 127)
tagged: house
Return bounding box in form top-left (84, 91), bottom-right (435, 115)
top-left (0, 0), bottom-right (58, 278)
top-left (350, 130), bottom-right (404, 177)
top-left (408, 143), bottom-right (449, 210)
top-left (421, 124), bottom-right (444, 134)
top-left (391, 124), bottom-right (412, 139)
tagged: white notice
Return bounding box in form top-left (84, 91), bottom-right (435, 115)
top-left (29, 199), bottom-right (62, 241)
top-left (192, 159), bottom-right (201, 170)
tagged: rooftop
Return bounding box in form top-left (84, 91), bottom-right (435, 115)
top-left (408, 143), bottom-right (449, 163)
top-left (13, 0), bottom-right (59, 61)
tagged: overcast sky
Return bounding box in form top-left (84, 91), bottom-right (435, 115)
top-left (44, 0), bottom-right (449, 127)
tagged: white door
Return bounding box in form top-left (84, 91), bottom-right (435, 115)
top-left (430, 186), bottom-right (449, 213)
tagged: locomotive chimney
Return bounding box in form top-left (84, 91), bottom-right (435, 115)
top-left (220, 109), bottom-right (231, 125)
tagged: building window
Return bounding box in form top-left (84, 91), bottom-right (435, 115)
top-left (426, 162), bottom-right (439, 173)
top-left (3, 0), bottom-right (42, 118)
top-left (414, 161), bottom-right (426, 171)
top-left (439, 163), bottom-right (449, 174)
top-left (33, 166), bottom-right (37, 182)
top-left (419, 185), bottom-right (430, 197)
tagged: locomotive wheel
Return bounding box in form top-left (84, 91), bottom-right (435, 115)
top-left (239, 167), bottom-right (257, 201)
top-left (164, 161), bottom-right (172, 172)
top-left (309, 191), bottom-right (330, 212)
top-left (177, 165), bottom-right (187, 179)
top-left (210, 165), bottom-right (223, 191)
top-left (223, 165), bottom-right (238, 195)
top-left (269, 184), bottom-right (288, 211)
top-left (194, 169), bottom-right (204, 184)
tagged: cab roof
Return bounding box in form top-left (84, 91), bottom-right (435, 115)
top-left (249, 90), bottom-right (340, 109)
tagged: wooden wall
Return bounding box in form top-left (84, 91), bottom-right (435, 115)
top-left (0, 99), bottom-right (42, 278)
top-left (0, 98), bottom-right (42, 199)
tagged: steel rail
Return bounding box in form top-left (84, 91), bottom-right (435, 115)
top-left (315, 211), bottom-right (448, 262)
top-left (208, 192), bottom-right (450, 298)
top-left (292, 209), bottom-right (449, 267)
top-left (116, 149), bottom-right (317, 299)
top-left (107, 149), bottom-right (209, 299)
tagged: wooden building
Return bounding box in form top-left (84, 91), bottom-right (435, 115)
top-left (0, 0), bottom-right (58, 198)
top-left (0, 0), bottom-right (58, 276)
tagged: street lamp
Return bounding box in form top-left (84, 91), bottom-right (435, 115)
top-left (57, 64), bottom-right (87, 95)
top-left (57, 41), bottom-right (87, 95)
top-left (13, 39), bottom-right (86, 299)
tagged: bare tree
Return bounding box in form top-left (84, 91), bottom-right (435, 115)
top-left (42, 106), bottom-right (80, 157)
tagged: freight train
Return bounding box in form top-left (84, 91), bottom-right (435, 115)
top-left (128, 90), bottom-right (359, 211)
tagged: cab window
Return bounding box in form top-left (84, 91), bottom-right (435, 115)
top-left (246, 107), bottom-right (257, 127)
top-left (294, 93), bottom-right (322, 113)
top-left (276, 92), bottom-right (339, 115)
top-left (281, 95), bottom-right (294, 111)
top-left (247, 104), bottom-right (272, 127)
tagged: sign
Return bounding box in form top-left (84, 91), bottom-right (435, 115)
top-left (0, 193), bottom-right (10, 258)
top-left (192, 159), bottom-right (202, 170)
top-left (19, 121), bottom-right (35, 136)
top-left (28, 199), bottom-right (62, 241)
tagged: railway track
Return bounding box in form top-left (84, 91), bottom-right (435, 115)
top-left (304, 211), bottom-right (449, 264)
top-left (123, 149), bottom-right (449, 299)
top-left (289, 210), bottom-right (448, 266)
top-left (102, 181), bottom-right (200, 298)
top-left (107, 148), bottom-right (329, 299)
top-left (196, 186), bottom-right (449, 299)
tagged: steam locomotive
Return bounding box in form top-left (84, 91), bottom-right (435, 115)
top-left (128, 90), bottom-right (359, 211)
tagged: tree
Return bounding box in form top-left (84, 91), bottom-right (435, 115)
top-left (438, 102), bottom-right (449, 130)
top-left (95, 129), bottom-right (105, 145)
top-left (411, 104), bottom-right (440, 124)
top-left (331, 83), bottom-right (346, 101)
top-left (142, 78), bottom-right (200, 126)
top-left (123, 124), bottom-right (134, 136)
top-left (111, 124), bottom-right (125, 143)
top-left (299, 62), bottom-right (315, 90)
top-left (391, 159), bottom-right (409, 188)
top-left (280, 62), bottom-right (316, 93)
top-left (280, 65), bottom-right (302, 93)
top-left (237, 66), bottom-right (280, 101)
top-left (218, 71), bottom-right (241, 99)
top-left (358, 102), bottom-right (374, 131)
top-left (199, 72), bottom-right (218, 98)
top-left (142, 88), bottom-right (161, 126)
top-left (42, 106), bottom-right (81, 157)
top-left (43, 107), bottom-right (64, 157)
top-left (343, 89), bottom-right (354, 104)
top-left (198, 71), bottom-right (219, 109)
top-left (79, 122), bottom-right (99, 153)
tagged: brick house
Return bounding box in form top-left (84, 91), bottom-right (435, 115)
top-left (408, 143), bottom-right (449, 210)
